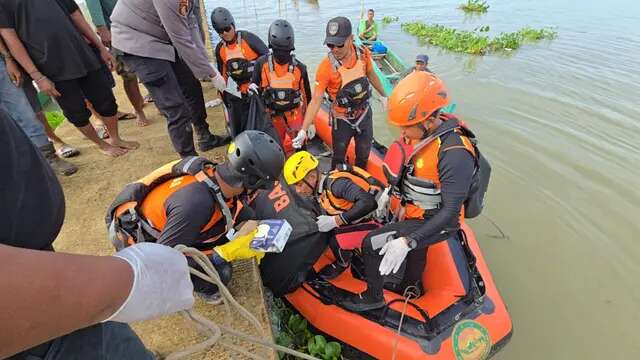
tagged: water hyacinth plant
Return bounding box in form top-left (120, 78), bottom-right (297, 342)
top-left (401, 21), bottom-right (557, 55)
top-left (382, 15), bottom-right (399, 25)
top-left (459, 0), bottom-right (490, 14)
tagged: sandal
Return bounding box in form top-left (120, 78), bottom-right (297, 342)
top-left (117, 112), bottom-right (136, 121)
top-left (55, 144), bottom-right (80, 158)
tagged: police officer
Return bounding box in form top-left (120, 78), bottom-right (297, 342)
top-left (107, 131), bottom-right (285, 303)
top-left (251, 19), bottom-right (312, 154)
top-left (110, 0), bottom-right (230, 158)
top-left (294, 16), bottom-right (387, 169)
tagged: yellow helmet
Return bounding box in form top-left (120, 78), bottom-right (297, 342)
top-left (284, 151), bottom-right (319, 185)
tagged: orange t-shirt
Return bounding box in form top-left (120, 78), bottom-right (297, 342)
top-left (314, 43), bottom-right (372, 113)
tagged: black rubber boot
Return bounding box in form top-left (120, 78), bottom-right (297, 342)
top-left (196, 131), bottom-right (231, 152)
top-left (318, 248), bottom-right (353, 280)
top-left (39, 143), bottom-right (78, 176)
top-left (341, 291), bottom-right (386, 312)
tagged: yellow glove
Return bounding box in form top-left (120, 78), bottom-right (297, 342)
top-left (214, 229), bottom-right (265, 264)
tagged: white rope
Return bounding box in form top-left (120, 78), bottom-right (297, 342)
top-left (164, 245), bottom-right (320, 360)
top-left (391, 286), bottom-right (420, 360)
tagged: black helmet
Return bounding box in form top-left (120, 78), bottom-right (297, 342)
top-left (211, 7), bottom-right (235, 33)
top-left (227, 130), bottom-right (285, 190)
top-left (268, 19), bottom-right (295, 51)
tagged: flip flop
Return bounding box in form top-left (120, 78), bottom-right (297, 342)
top-left (117, 112), bottom-right (136, 121)
top-left (55, 144), bottom-right (80, 158)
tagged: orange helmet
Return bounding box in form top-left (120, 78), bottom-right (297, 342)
top-left (387, 72), bottom-right (449, 127)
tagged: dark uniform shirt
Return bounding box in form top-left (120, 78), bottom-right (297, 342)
top-left (0, 110), bottom-right (64, 250)
top-left (328, 178), bottom-right (377, 224)
top-left (0, 0), bottom-right (102, 81)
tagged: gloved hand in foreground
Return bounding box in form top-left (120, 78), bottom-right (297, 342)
top-left (214, 221), bottom-right (265, 263)
top-left (378, 237), bottom-right (411, 276)
top-left (105, 242), bottom-right (194, 323)
top-left (316, 215), bottom-right (339, 232)
top-left (292, 129), bottom-right (307, 149)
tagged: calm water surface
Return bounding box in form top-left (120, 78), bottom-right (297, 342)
top-left (205, 0), bottom-right (640, 358)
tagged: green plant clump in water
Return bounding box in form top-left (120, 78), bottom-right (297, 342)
top-left (272, 299), bottom-right (342, 359)
top-left (459, 0), bottom-right (490, 14)
top-left (381, 16), bottom-right (399, 25)
top-left (401, 21), bottom-right (557, 55)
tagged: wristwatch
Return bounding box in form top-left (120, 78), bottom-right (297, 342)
top-left (405, 237), bottom-right (417, 249)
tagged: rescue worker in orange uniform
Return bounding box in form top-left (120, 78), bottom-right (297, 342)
top-left (250, 19), bottom-right (312, 155)
top-left (282, 151), bottom-right (382, 279)
top-left (106, 131), bottom-right (285, 303)
top-left (212, 7), bottom-right (268, 136)
top-left (341, 72), bottom-right (479, 312)
top-left (294, 16), bottom-right (388, 169)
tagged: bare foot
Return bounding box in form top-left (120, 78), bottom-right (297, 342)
top-left (99, 143), bottom-right (128, 157)
top-left (107, 138), bottom-right (140, 150)
top-left (136, 114), bottom-right (150, 127)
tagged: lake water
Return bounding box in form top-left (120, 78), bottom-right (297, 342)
top-left (204, 0), bottom-right (640, 358)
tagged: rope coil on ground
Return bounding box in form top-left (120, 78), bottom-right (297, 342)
top-left (165, 245), bottom-right (320, 360)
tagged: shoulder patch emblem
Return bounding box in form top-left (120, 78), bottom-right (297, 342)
top-left (178, 0), bottom-right (189, 16)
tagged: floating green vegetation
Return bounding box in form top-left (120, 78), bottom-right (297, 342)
top-left (459, 0), bottom-right (490, 14)
top-left (272, 299), bottom-right (342, 359)
top-left (401, 21), bottom-right (557, 55)
top-left (382, 16), bottom-right (400, 25)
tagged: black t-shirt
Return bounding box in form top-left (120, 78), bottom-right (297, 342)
top-left (0, 110), bottom-right (65, 250)
top-left (0, 0), bottom-right (101, 81)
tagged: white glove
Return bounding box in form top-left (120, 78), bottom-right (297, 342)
top-left (378, 237), bottom-right (411, 276)
top-left (292, 129), bottom-right (307, 149)
top-left (212, 72), bottom-right (227, 92)
top-left (379, 96), bottom-right (388, 112)
top-left (374, 187), bottom-right (390, 220)
top-left (105, 243), bottom-right (194, 323)
top-left (248, 83), bottom-right (260, 95)
top-left (316, 215), bottom-right (339, 232)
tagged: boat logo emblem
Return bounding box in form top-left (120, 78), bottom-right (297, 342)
top-left (452, 320), bottom-right (491, 360)
top-left (328, 22), bottom-right (339, 36)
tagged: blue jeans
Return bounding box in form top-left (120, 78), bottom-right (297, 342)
top-left (7, 322), bottom-right (155, 360)
top-left (0, 59), bottom-right (49, 148)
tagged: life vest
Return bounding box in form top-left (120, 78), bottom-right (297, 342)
top-left (261, 53), bottom-right (303, 113)
top-left (384, 116), bottom-right (489, 220)
top-left (222, 31), bottom-right (258, 84)
top-left (319, 164), bottom-right (383, 217)
top-left (105, 157), bottom-right (239, 251)
top-left (327, 45), bottom-right (372, 115)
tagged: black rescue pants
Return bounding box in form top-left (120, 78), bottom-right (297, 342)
top-left (360, 219), bottom-right (448, 298)
top-left (122, 52), bottom-right (211, 157)
top-left (330, 106), bottom-right (373, 169)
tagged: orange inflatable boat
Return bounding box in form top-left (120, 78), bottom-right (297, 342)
top-left (285, 103), bottom-right (513, 360)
